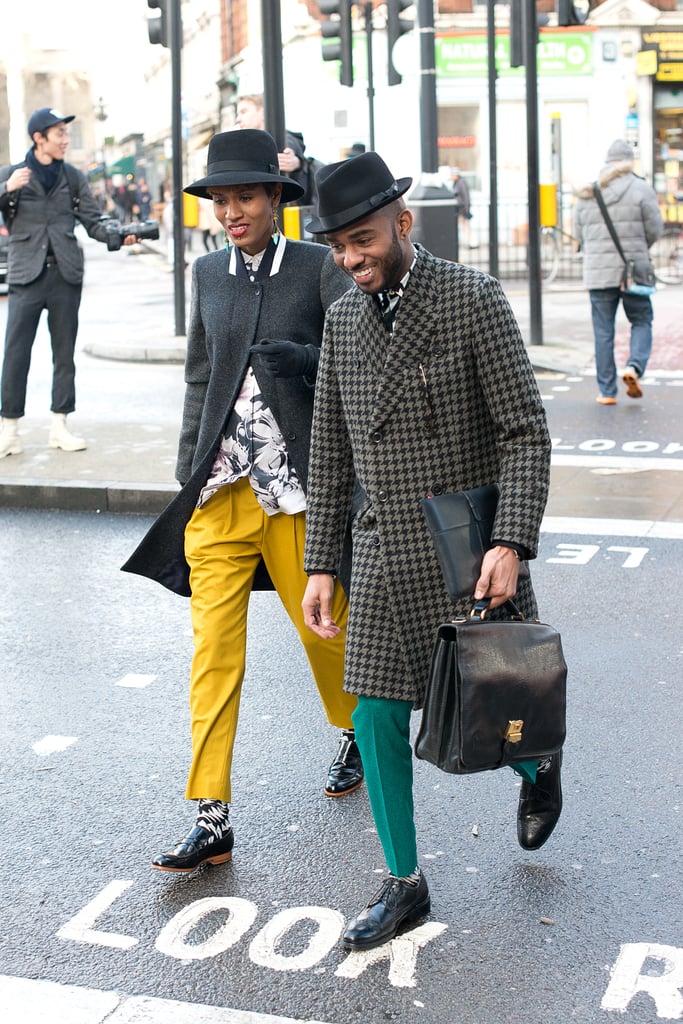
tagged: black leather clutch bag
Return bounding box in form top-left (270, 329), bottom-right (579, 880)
top-left (421, 484), bottom-right (528, 601)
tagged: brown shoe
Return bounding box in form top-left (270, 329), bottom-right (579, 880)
top-left (622, 366), bottom-right (643, 399)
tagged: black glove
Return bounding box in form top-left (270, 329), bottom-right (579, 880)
top-left (249, 339), bottom-right (317, 379)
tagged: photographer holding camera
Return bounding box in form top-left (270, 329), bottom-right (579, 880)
top-left (0, 108), bottom-right (154, 457)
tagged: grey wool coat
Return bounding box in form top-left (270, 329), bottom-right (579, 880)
top-left (573, 159), bottom-right (663, 290)
top-left (122, 239), bottom-right (352, 596)
top-left (303, 245), bottom-right (552, 707)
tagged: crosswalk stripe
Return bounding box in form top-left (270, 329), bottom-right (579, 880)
top-left (0, 974), bottom-right (335, 1024)
top-left (542, 516), bottom-right (683, 539)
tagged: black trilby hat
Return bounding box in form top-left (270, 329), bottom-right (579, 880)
top-left (184, 129), bottom-right (304, 203)
top-left (306, 152), bottom-right (412, 234)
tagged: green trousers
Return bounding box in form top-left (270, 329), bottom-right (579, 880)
top-left (352, 695), bottom-right (538, 877)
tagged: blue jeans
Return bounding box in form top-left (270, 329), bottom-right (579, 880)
top-left (589, 287), bottom-right (653, 398)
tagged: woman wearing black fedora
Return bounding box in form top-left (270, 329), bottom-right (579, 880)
top-left (122, 129), bottom-right (363, 873)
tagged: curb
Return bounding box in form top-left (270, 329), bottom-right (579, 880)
top-left (82, 338), bottom-right (186, 363)
top-left (0, 480), bottom-right (176, 515)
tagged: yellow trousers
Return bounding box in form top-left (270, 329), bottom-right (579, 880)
top-left (184, 476), bottom-right (355, 802)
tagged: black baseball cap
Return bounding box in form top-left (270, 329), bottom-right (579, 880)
top-left (27, 107), bottom-right (75, 137)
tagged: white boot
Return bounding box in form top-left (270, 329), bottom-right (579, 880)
top-left (0, 418), bottom-right (23, 458)
top-left (48, 413), bottom-right (87, 452)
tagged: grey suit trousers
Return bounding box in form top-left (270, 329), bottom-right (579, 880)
top-left (1, 262), bottom-right (82, 418)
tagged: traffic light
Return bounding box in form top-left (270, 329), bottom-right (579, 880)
top-left (387, 0), bottom-right (414, 86)
top-left (319, 0), bottom-right (354, 88)
top-left (147, 0), bottom-right (169, 47)
top-left (557, 0), bottom-right (594, 25)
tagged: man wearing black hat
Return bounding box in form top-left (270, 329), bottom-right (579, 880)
top-left (302, 152), bottom-right (556, 949)
top-left (122, 130), bottom-right (363, 875)
top-left (0, 108), bottom-right (137, 459)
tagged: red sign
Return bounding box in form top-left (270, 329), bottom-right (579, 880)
top-left (438, 135), bottom-right (476, 148)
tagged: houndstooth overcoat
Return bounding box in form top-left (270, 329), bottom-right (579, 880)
top-left (303, 245), bottom-right (552, 707)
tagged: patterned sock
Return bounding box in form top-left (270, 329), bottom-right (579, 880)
top-left (391, 866), bottom-right (422, 887)
top-left (196, 798), bottom-right (231, 841)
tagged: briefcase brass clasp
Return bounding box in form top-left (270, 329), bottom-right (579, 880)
top-left (504, 719), bottom-right (524, 743)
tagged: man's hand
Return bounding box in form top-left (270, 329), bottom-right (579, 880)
top-left (6, 166), bottom-right (31, 191)
top-left (474, 546), bottom-right (520, 609)
top-left (302, 574), bottom-right (340, 639)
top-left (278, 147), bottom-right (301, 174)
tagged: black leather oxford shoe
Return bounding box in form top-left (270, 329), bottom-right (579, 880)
top-left (517, 751), bottom-right (563, 850)
top-left (324, 729), bottom-right (364, 797)
top-left (152, 825), bottom-right (234, 873)
top-left (342, 871), bottom-right (431, 950)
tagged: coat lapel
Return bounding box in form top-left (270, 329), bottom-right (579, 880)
top-left (371, 249), bottom-right (442, 429)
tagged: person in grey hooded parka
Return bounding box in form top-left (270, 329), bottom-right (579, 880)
top-left (574, 139), bottom-right (662, 404)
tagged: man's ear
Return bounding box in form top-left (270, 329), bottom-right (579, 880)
top-left (398, 207), bottom-right (413, 238)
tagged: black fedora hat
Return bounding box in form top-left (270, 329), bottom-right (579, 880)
top-left (307, 152), bottom-right (412, 234)
top-left (184, 129), bottom-right (304, 203)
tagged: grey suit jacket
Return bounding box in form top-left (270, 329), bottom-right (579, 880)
top-left (0, 161), bottom-right (111, 285)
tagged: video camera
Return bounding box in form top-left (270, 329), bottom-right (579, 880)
top-left (105, 219), bottom-right (159, 251)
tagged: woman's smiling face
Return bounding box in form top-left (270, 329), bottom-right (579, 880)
top-left (209, 183), bottom-right (281, 255)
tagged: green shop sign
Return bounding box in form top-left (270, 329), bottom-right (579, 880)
top-left (436, 32), bottom-right (593, 78)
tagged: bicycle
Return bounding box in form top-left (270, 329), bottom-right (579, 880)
top-left (540, 226), bottom-right (581, 284)
top-left (651, 225), bottom-right (683, 285)
top-left (540, 226), bottom-right (560, 283)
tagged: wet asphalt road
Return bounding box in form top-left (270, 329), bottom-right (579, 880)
top-left (0, 499), bottom-right (681, 1024)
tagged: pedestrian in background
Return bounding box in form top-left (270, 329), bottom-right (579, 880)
top-left (302, 152), bottom-right (555, 951)
top-left (136, 179), bottom-right (152, 221)
top-left (449, 166), bottom-right (477, 249)
top-left (234, 94), bottom-right (322, 208)
top-left (122, 130), bottom-right (364, 875)
top-left (574, 139), bottom-right (663, 405)
top-left (197, 196), bottom-right (223, 252)
top-left (0, 108), bottom-right (138, 459)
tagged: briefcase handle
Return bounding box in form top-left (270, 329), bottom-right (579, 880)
top-left (471, 597), bottom-right (525, 621)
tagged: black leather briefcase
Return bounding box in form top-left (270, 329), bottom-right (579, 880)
top-left (415, 600), bottom-right (567, 775)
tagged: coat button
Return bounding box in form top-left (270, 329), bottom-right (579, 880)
top-left (377, 489), bottom-right (389, 502)
top-left (285, 431), bottom-right (296, 441)
top-left (433, 346), bottom-right (443, 357)
top-left (373, 536), bottom-right (381, 547)
top-left (431, 483), bottom-right (443, 495)
top-left (370, 430), bottom-right (383, 443)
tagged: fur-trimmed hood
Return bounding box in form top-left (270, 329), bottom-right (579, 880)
top-left (574, 158), bottom-right (634, 200)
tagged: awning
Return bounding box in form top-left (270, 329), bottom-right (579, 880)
top-left (108, 155), bottom-right (136, 177)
